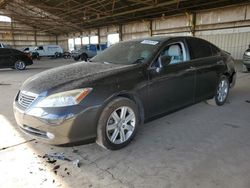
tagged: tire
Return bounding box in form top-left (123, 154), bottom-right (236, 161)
top-left (248, 68), bottom-right (250, 72)
top-left (54, 52), bottom-right (59, 58)
top-left (206, 75), bottom-right (229, 106)
top-left (96, 97), bottom-right (139, 150)
top-left (74, 56), bottom-right (80, 61)
top-left (14, 60), bottom-right (26, 70)
top-left (36, 53), bottom-right (40, 60)
top-left (80, 53), bottom-right (88, 61)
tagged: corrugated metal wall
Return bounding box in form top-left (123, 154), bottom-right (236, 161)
top-left (195, 5), bottom-right (250, 59)
top-left (61, 4), bottom-right (250, 58)
top-left (0, 20), bottom-right (57, 49)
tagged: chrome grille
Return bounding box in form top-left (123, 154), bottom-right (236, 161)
top-left (18, 91), bottom-right (37, 110)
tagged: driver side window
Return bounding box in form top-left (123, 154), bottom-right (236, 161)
top-left (153, 42), bottom-right (186, 68)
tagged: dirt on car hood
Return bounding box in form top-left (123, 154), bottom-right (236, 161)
top-left (21, 61), bottom-right (134, 94)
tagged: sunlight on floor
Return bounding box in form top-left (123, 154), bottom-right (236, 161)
top-left (0, 114), bottom-right (27, 148)
top-left (0, 114), bottom-right (66, 188)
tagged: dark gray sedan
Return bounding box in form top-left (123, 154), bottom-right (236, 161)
top-left (13, 36), bottom-right (236, 150)
top-left (0, 48), bottom-right (33, 70)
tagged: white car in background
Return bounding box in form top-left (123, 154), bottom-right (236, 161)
top-left (23, 46), bottom-right (37, 53)
top-left (36, 45), bottom-right (63, 58)
top-left (0, 43), bottom-right (11, 48)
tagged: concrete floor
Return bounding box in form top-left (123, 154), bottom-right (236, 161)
top-left (0, 58), bottom-right (250, 188)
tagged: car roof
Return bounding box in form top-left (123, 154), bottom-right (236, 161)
top-left (122, 36), bottom-right (198, 43)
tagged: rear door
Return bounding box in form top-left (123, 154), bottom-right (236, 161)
top-left (0, 49), bottom-right (13, 68)
top-left (146, 39), bottom-right (196, 117)
top-left (186, 38), bottom-right (222, 102)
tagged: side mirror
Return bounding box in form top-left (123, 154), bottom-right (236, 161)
top-left (160, 55), bottom-right (171, 67)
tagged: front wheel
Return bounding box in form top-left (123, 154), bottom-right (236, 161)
top-left (80, 53), bottom-right (88, 61)
top-left (206, 75), bottom-right (229, 106)
top-left (96, 98), bottom-right (139, 150)
top-left (73, 56), bottom-right (80, 61)
top-left (14, 60), bottom-right (26, 70)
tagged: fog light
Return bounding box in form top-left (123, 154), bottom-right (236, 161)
top-left (46, 132), bottom-right (55, 139)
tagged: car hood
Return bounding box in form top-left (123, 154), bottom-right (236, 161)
top-left (21, 61), bottom-right (134, 94)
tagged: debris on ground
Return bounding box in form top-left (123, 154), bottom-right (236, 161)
top-left (34, 151), bottom-right (81, 179)
top-left (245, 100), bottom-right (250, 103)
top-left (47, 159), bottom-right (57, 164)
top-left (72, 148), bottom-right (78, 153)
top-left (53, 165), bottom-right (60, 171)
top-left (40, 178), bottom-right (47, 185)
top-left (72, 159), bottom-right (80, 168)
top-left (43, 152), bottom-right (71, 162)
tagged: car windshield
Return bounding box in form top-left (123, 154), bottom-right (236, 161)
top-left (91, 40), bottom-right (161, 65)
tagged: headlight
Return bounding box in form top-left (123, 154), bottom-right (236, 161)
top-left (36, 88), bottom-right (92, 107)
top-left (245, 51), bottom-right (250, 56)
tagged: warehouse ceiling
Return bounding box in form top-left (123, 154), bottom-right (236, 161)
top-left (0, 0), bottom-right (249, 35)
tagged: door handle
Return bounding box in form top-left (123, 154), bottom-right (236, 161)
top-left (217, 60), bottom-right (224, 65)
top-left (186, 66), bottom-right (196, 71)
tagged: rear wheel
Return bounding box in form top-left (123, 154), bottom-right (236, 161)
top-left (74, 56), bottom-right (80, 61)
top-left (206, 75), bottom-right (229, 106)
top-left (80, 53), bottom-right (88, 61)
top-left (14, 60), bottom-right (26, 70)
top-left (54, 52), bottom-right (59, 58)
top-left (96, 98), bottom-right (139, 150)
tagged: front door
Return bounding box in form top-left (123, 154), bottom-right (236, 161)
top-left (146, 41), bottom-right (196, 118)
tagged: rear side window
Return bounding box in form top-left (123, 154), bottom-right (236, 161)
top-left (187, 38), bottom-right (213, 59)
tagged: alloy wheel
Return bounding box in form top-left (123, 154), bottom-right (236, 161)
top-left (15, 61), bottom-right (25, 70)
top-left (217, 79), bottom-right (229, 102)
top-left (106, 106), bottom-right (136, 144)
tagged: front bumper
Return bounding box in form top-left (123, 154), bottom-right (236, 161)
top-left (243, 55), bottom-right (250, 67)
top-left (13, 102), bottom-right (100, 145)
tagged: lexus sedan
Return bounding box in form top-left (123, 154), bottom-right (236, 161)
top-left (13, 36), bottom-right (236, 150)
top-left (0, 48), bottom-right (33, 70)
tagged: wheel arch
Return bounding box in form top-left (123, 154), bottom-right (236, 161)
top-left (99, 91), bottom-right (145, 125)
top-left (81, 53), bottom-right (88, 57)
top-left (222, 70), bottom-right (235, 87)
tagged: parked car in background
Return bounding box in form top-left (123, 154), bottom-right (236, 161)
top-left (63, 51), bottom-right (72, 59)
top-left (0, 48), bottom-right (33, 70)
top-left (23, 46), bottom-right (37, 53)
top-left (36, 45), bottom-right (63, 58)
top-left (243, 44), bottom-right (250, 71)
top-left (0, 43), bottom-right (11, 48)
top-left (23, 46), bottom-right (40, 60)
top-left (73, 43), bottom-right (107, 61)
top-left (13, 36), bottom-right (236, 150)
